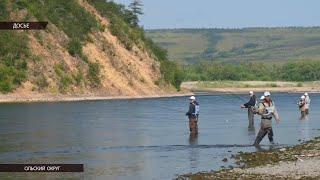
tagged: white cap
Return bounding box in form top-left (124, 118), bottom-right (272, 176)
top-left (301, 95), bottom-right (306, 99)
top-left (189, 96), bottom-right (196, 100)
top-left (249, 91), bottom-right (254, 95)
top-left (260, 95), bottom-right (265, 100)
top-left (304, 92), bottom-right (308, 96)
top-left (264, 91), bottom-right (271, 96)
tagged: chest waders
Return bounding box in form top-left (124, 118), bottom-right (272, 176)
top-left (248, 107), bottom-right (255, 128)
top-left (189, 102), bottom-right (199, 135)
top-left (254, 102), bottom-right (275, 145)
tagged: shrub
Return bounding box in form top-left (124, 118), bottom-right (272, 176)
top-left (0, 80), bottom-right (13, 93)
top-left (160, 60), bottom-right (183, 90)
top-left (88, 62), bottom-right (101, 87)
top-left (181, 61), bottom-right (320, 82)
top-left (67, 39), bottom-right (82, 57)
top-left (73, 71), bottom-right (84, 86)
top-left (297, 82), bottom-right (303, 87)
top-left (0, 1), bottom-right (29, 93)
top-left (270, 83), bottom-right (278, 87)
top-left (59, 76), bottom-right (72, 92)
top-left (36, 75), bottom-right (49, 90)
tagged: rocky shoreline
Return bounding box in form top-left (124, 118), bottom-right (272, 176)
top-left (178, 137), bottom-right (320, 179)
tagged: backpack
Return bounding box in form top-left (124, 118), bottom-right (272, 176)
top-left (193, 101), bottom-right (200, 115)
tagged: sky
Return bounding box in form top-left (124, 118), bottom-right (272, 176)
top-left (114, 0), bottom-right (319, 29)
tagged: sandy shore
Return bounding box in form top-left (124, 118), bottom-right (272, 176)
top-left (0, 92), bottom-right (194, 103)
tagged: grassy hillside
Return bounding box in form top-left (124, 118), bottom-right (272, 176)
top-left (0, 0), bottom-right (182, 94)
top-left (147, 28), bottom-right (320, 64)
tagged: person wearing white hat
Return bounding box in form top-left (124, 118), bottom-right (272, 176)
top-left (186, 96), bottom-right (200, 134)
top-left (254, 91), bottom-right (281, 146)
top-left (304, 93), bottom-right (311, 115)
top-left (298, 95), bottom-right (307, 119)
top-left (241, 91), bottom-right (257, 128)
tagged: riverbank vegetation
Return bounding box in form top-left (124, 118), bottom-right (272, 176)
top-left (181, 61), bottom-right (320, 82)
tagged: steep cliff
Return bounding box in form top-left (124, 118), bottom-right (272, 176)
top-left (0, 0), bottom-right (180, 97)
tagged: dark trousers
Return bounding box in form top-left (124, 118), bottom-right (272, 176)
top-left (248, 108), bottom-right (254, 128)
top-left (300, 111), bottom-right (307, 120)
top-left (254, 127), bottom-right (274, 145)
top-left (305, 109), bottom-right (309, 115)
top-left (189, 116), bottom-right (198, 134)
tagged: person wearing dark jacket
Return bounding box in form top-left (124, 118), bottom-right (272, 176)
top-left (186, 96), bottom-right (199, 134)
top-left (241, 91), bottom-right (257, 128)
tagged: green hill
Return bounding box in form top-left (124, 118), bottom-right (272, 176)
top-left (147, 28), bottom-right (320, 64)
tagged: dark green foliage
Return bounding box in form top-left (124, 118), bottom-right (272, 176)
top-left (280, 61), bottom-right (320, 81)
top-left (0, 1), bottom-right (28, 93)
top-left (0, 0), bottom-right (9, 19)
top-left (88, 0), bottom-right (139, 50)
top-left (129, 0), bottom-right (143, 15)
top-left (67, 39), bottom-right (82, 57)
top-left (129, 0), bottom-right (143, 26)
top-left (73, 71), bottom-right (84, 86)
top-left (20, 0), bottom-right (99, 62)
top-left (22, 0), bottom-right (98, 41)
top-left (182, 61), bottom-right (320, 82)
top-left (160, 61), bottom-right (184, 90)
top-left (88, 62), bottom-right (101, 87)
top-left (144, 38), bottom-right (168, 61)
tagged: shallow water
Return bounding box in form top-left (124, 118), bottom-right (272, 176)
top-left (0, 93), bottom-right (319, 179)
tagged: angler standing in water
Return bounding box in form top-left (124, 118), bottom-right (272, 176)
top-left (241, 91), bottom-right (257, 128)
top-left (254, 92), bottom-right (281, 146)
top-left (304, 93), bottom-right (311, 115)
top-left (298, 95), bottom-right (307, 120)
top-left (186, 96), bottom-right (200, 134)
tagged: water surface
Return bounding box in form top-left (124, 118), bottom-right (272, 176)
top-left (0, 93), bottom-right (319, 179)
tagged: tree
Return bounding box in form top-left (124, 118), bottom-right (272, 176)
top-left (129, 0), bottom-right (143, 26)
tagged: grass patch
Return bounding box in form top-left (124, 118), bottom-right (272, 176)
top-left (0, 1), bottom-right (29, 93)
top-left (67, 39), bottom-right (82, 57)
top-left (87, 62), bottom-right (101, 87)
top-left (54, 63), bottom-right (74, 92)
top-left (35, 75), bottom-right (49, 91)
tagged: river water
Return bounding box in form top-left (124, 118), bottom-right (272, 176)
top-left (0, 93), bottom-right (319, 179)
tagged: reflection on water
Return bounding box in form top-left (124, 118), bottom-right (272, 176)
top-left (299, 118), bottom-right (310, 142)
top-left (0, 93), bottom-right (319, 179)
top-left (188, 134), bottom-right (199, 169)
top-left (247, 127), bottom-right (256, 143)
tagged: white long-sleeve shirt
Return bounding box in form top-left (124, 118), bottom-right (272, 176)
top-left (305, 96), bottom-right (311, 109)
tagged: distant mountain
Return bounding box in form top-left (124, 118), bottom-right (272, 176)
top-left (147, 27), bottom-right (320, 64)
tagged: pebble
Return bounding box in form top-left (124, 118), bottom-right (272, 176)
top-left (280, 148), bottom-right (286, 152)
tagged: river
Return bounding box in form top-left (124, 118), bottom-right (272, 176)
top-left (0, 93), bottom-right (319, 179)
